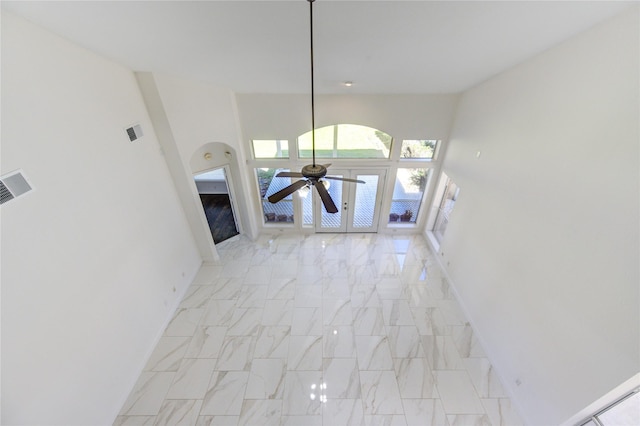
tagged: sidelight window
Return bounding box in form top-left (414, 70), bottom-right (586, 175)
top-left (389, 168), bottom-right (430, 224)
top-left (256, 168), bottom-right (294, 224)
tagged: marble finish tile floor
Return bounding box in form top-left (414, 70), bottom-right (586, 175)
top-left (116, 234), bottom-right (524, 426)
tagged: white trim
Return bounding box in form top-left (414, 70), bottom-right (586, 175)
top-left (424, 230), bottom-right (441, 253)
top-left (0, 169), bottom-right (35, 205)
top-left (562, 374), bottom-right (640, 426)
top-left (222, 165), bottom-right (242, 235)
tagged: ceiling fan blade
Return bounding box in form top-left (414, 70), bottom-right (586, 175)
top-left (267, 179), bottom-right (308, 203)
top-left (321, 163), bottom-right (332, 168)
top-left (324, 176), bottom-right (366, 184)
top-left (314, 181), bottom-right (339, 213)
top-left (275, 171), bottom-right (304, 178)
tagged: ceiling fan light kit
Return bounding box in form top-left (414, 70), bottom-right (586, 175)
top-left (267, 0), bottom-right (364, 214)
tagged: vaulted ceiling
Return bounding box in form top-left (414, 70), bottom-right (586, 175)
top-left (2, 1), bottom-right (633, 94)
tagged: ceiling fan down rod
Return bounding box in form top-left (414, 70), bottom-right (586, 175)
top-left (309, 0), bottom-right (316, 168)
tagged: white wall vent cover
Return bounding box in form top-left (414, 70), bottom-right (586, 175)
top-left (126, 124), bottom-right (143, 142)
top-left (0, 171), bottom-right (33, 205)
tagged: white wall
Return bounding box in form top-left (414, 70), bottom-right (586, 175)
top-left (135, 73), bottom-right (220, 261)
top-left (1, 13), bottom-right (202, 425)
top-left (151, 75), bottom-right (244, 162)
top-left (236, 94), bottom-right (459, 146)
top-left (138, 74), bottom-right (260, 242)
top-left (438, 8), bottom-right (639, 425)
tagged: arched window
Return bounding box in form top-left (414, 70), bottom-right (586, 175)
top-left (297, 124), bottom-right (392, 159)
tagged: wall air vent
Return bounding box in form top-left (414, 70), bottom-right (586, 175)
top-left (126, 124), bottom-right (143, 142)
top-left (0, 181), bottom-right (14, 204)
top-left (0, 171), bottom-right (33, 206)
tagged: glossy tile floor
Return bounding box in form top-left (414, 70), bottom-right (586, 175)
top-left (115, 233), bottom-right (524, 426)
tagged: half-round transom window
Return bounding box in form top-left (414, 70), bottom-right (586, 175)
top-left (297, 124), bottom-right (393, 159)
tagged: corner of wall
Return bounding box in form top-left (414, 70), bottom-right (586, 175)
top-left (135, 72), bottom-right (218, 262)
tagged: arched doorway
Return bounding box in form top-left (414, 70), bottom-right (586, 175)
top-left (190, 142), bottom-right (249, 245)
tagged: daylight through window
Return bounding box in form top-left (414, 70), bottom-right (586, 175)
top-left (298, 124), bottom-right (392, 159)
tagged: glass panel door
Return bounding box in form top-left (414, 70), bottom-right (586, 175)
top-left (317, 171), bottom-right (346, 232)
top-left (348, 172), bottom-right (385, 232)
top-left (316, 169), bottom-right (385, 233)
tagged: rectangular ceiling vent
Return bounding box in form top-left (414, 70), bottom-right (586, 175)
top-left (0, 171), bottom-right (33, 206)
top-left (126, 123), bottom-right (143, 142)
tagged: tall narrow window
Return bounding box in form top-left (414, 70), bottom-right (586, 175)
top-left (256, 168), bottom-right (294, 224)
top-left (432, 176), bottom-right (459, 242)
top-left (389, 168), bottom-right (430, 224)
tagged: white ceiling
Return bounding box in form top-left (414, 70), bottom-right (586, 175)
top-left (2, 1), bottom-right (635, 94)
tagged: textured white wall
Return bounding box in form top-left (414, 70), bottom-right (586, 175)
top-left (1, 13), bottom-right (202, 425)
top-left (236, 93), bottom-right (460, 147)
top-left (439, 8), bottom-right (639, 425)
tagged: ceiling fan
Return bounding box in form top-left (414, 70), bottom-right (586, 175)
top-left (267, 0), bottom-right (364, 214)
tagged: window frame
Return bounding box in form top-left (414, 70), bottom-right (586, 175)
top-left (387, 167), bottom-right (433, 227)
top-left (579, 388), bottom-right (640, 426)
top-left (251, 139), bottom-right (290, 159)
top-left (254, 167), bottom-right (296, 226)
top-left (246, 126), bottom-right (444, 233)
top-left (399, 139), bottom-right (441, 161)
top-left (297, 124), bottom-right (394, 160)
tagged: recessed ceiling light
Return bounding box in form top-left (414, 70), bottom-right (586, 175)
top-left (343, 81), bottom-right (353, 87)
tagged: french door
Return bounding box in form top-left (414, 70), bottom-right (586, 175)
top-left (316, 169), bottom-right (386, 233)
